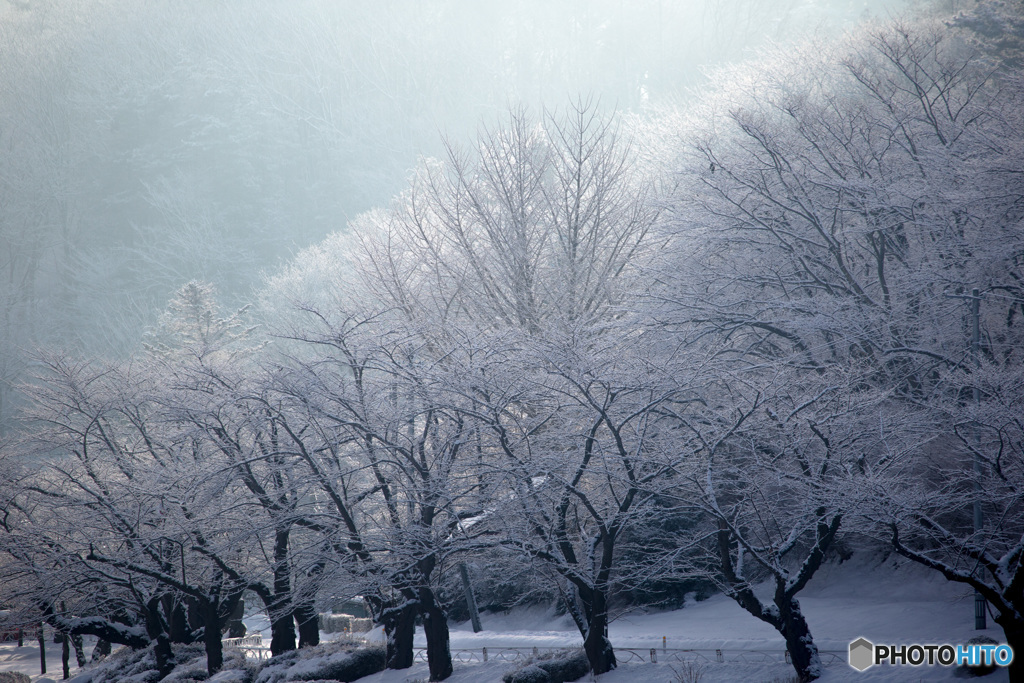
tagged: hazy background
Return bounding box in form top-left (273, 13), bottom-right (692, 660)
top-left (0, 0), bottom-right (927, 429)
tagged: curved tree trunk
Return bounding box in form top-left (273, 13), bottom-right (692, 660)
top-left (71, 632), bottom-right (85, 668)
top-left (41, 601), bottom-right (149, 651)
top-left (420, 588), bottom-right (453, 681)
top-left (780, 599), bottom-right (822, 682)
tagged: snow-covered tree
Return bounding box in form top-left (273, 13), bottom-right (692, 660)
top-left (463, 319), bottom-right (717, 675)
top-left (0, 352), bottom-right (247, 677)
top-left (878, 359), bottom-right (1024, 681)
top-left (0, 284), bottom-right (307, 677)
top-left (258, 99), bottom-right (664, 677)
top-left (651, 7), bottom-right (1024, 679)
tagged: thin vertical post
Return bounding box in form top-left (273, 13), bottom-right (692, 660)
top-left (38, 622), bottom-right (46, 675)
top-left (971, 288), bottom-right (986, 630)
top-left (459, 563), bottom-right (483, 633)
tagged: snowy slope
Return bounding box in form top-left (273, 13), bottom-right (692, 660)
top-left (432, 554), bottom-right (1010, 682)
top-left (0, 554), bottom-right (1011, 682)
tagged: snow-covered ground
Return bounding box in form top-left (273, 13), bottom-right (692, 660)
top-left (0, 555), bottom-right (1011, 682)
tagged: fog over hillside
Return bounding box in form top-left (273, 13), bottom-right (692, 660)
top-left (0, 0), bottom-right (917, 429)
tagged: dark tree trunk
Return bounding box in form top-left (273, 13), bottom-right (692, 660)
top-left (713, 518), bottom-right (833, 683)
top-left (268, 608), bottom-right (295, 655)
top-left (294, 602), bottom-right (320, 648)
top-left (779, 599), bottom-right (822, 682)
top-left (185, 597), bottom-right (204, 637)
top-left (202, 599), bottom-right (224, 676)
top-left (150, 630), bottom-right (175, 678)
top-left (383, 599), bottom-right (417, 670)
top-left (144, 598), bottom-right (175, 680)
top-left (166, 597), bottom-right (192, 643)
top-left (37, 623), bottom-right (45, 675)
top-left (420, 588), bottom-right (452, 681)
top-left (71, 633), bottom-right (86, 668)
top-left (574, 536), bottom-right (617, 678)
top-left (62, 630), bottom-right (70, 680)
top-left (296, 558), bottom-right (324, 648)
top-left (226, 598), bottom-right (246, 639)
top-left (91, 638), bottom-right (111, 661)
top-left (269, 528), bottom-right (296, 656)
top-left (996, 620), bottom-right (1023, 683)
top-left (57, 601), bottom-right (69, 679)
top-left (582, 594), bottom-right (616, 675)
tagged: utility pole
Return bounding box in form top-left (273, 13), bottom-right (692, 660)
top-left (946, 288), bottom-right (987, 630)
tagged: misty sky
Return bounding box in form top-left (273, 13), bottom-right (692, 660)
top-left (0, 0), bottom-right (920, 426)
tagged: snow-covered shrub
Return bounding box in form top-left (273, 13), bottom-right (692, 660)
top-left (956, 636), bottom-right (999, 678)
top-left (68, 642), bottom-right (168, 683)
top-left (160, 650), bottom-right (209, 681)
top-left (502, 650), bottom-right (589, 683)
top-left (253, 650), bottom-right (302, 683)
top-left (253, 643), bottom-right (384, 683)
top-left (206, 671), bottom-right (251, 683)
top-left (505, 664), bottom-right (550, 683)
top-left (290, 647), bottom-right (384, 682)
top-left (67, 642), bottom-right (252, 683)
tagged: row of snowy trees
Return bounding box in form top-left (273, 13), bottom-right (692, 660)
top-left (2, 6), bottom-right (1024, 683)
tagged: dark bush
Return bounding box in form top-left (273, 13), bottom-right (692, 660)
top-left (264, 649), bottom-right (301, 668)
top-left (0, 672), bottom-right (32, 683)
top-left (955, 636), bottom-right (999, 678)
top-left (503, 651), bottom-right (589, 683)
top-left (294, 647), bottom-right (385, 682)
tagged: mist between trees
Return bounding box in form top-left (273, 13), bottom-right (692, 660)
top-left (2, 2), bottom-right (1024, 683)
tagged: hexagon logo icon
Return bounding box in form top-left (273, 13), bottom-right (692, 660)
top-left (849, 637), bottom-right (874, 671)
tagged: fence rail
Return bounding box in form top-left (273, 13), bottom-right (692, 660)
top-left (226, 639), bottom-right (847, 668)
top-left (223, 635), bottom-right (271, 660)
top-left (412, 646), bottom-right (848, 667)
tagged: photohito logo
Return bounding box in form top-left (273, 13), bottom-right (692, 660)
top-left (848, 637), bottom-right (1014, 671)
